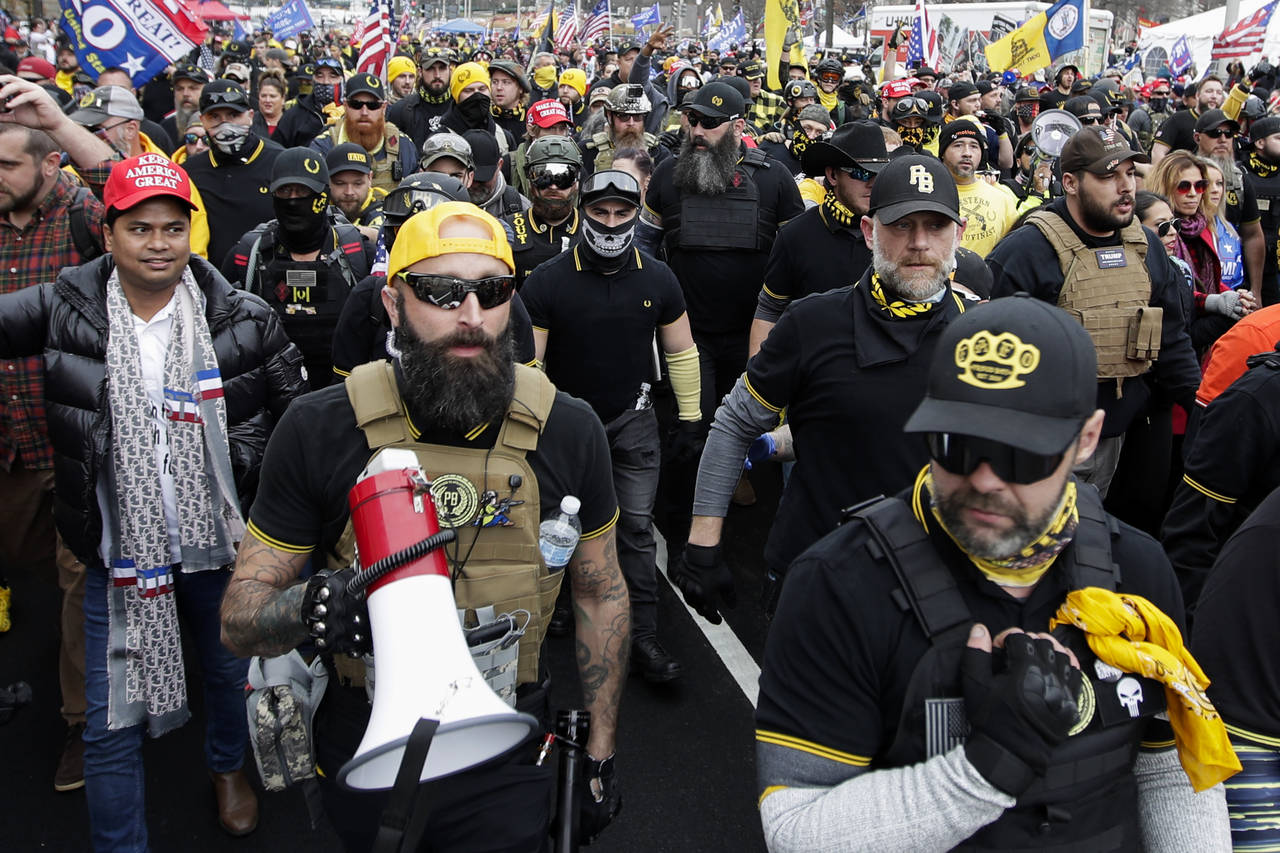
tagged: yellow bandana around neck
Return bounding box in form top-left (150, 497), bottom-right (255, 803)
top-left (816, 86), bottom-right (839, 112)
top-left (921, 466), bottom-right (1079, 588)
top-left (822, 188), bottom-right (858, 228)
top-left (1049, 588), bottom-right (1241, 792)
top-left (869, 272), bottom-right (943, 319)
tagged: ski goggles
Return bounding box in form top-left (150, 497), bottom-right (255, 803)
top-left (926, 432), bottom-right (1070, 485)
top-left (529, 162), bottom-right (580, 190)
top-left (396, 272), bottom-right (516, 310)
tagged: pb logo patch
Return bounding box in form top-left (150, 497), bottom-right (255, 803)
top-left (430, 474), bottom-right (480, 528)
top-left (954, 330), bottom-right (1040, 390)
top-left (909, 164), bottom-right (934, 194)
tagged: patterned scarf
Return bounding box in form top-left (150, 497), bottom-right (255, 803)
top-left (869, 272), bottom-right (943, 319)
top-left (102, 267), bottom-right (244, 735)
top-left (1174, 213), bottom-right (1221, 295)
top-left (1050, 588), bottom-right (1241, 791)
top-left (921, 466), bottom-right (1080, 589)
top-left (1249, 150), bottom-right (1280, 178)
top-left (821, 188), bottom-right (858, 228)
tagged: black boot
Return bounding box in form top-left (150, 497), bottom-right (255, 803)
top-left (631, 636), bottom-right (683, 683)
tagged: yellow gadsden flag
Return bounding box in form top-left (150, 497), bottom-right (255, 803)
top-left (765, 0), bottom-right (807, 90)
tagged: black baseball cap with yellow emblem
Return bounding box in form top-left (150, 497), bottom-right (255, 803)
top-left (680, 81), bottom-right (743, 119)
top-left (868, 154), bottom-right (961, 225)
top-left (326, 142), bottom-right (373, 176)
top-left (905, 295), bottom-right (1099, 455)
top-left (270, 147), bottom-right (330, 193)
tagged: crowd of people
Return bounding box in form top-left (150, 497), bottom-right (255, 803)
top-left (1, 10), bottom-right (1280, 851)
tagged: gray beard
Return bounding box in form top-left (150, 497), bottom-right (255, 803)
top-left (176, 107), bottom-right (197, 135)
top-left (870, 224), bottom-right (959, 301)
top-left (1209, 153), bottom-right (1242, 193)
top-left (930, 474), bottom-right (1066, 561)
top-left (673, 130), bottom-right (739, 195)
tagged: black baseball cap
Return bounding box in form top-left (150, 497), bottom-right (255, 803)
top-left (1064, 95), bottom-right (1104, 120)
top-left (681, 81), bottom-right (743, 119)
top-left (1195, 108), bottom-right (1239, 134)
top-left (462, 129), bottom-right (501, 183)
top-left (346, 72), bottom-right (385, 100)
top-left (200, 79), bottom-right (251, 115)
top-left (172, 63), bottom-right (209, 85)
top-left (326, 142), bottom-right (372, 176)
top-left (802, 119), bottom-right (890, 174)
top-left (617, 40), bottom-right (642, 55)
top-left (739, 60), bottom-right (764, 80)
top-left (868, 154), bottom-right (961, 225)
top-left (904, 295), bottom-right (1098, 455)
top-left (948, 82), bottom-right (979, 102)
top-left (1059, 125), bottom-right (1149, 174)
top-left (270, 147), bottom-right (330, 193)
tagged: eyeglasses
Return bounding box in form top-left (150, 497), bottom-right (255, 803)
top-left (346, 98), bottom-right (384, 111)
top-left (529, 162), bottom-right (579, 190)
top-left (1153, 218), bottom-right (1176, 237)
top-left (1078, 115), bottom-right (1103, 125)
top-left (91, 120), bottom-right (129, 138)
top-left (1175, 179), bottom-right (1209, 194)
top-left (184, 132), bottom-right (208, 145)
top-left (1151, 90), bottom-right (1171, 97)
top-left (838, 164), bottom-right (876, 182)
top-left (686, 111), bottom-right (736, 129)
top-left (397, 272), bottom-right (516, 310)
top-left (1202, 128), bottom-right (1235, 139)
top-left (926, 432), bottom-right (1069, 485)
top-left (610, 112), bottom-right (645, 124)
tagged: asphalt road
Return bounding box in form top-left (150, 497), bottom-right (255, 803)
top-left (0, 467), bottom-right (784, 853)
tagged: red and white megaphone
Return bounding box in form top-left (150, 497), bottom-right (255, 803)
top-left (337, 448), bottom-right (539, 791)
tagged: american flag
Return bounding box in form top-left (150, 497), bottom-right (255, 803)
top-left (907, 0), bottom-right (939, 70)
top-left (356, 0), bottom-right (392, 78)
top-left (581, 0), bottom-right (611, 44)
top-left (1212, 1), bottom-right (1277, 61)
top-left (555, 9), bottom-right (580, 50)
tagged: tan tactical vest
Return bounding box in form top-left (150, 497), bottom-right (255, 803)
top-left (330, 361), bottom-right (563, 687)
top-left (323, 119), bottom-right (408, 192)
top-left (1026, 209), bottom-right (1162, 382)
top-left (585, 130), bottom-right (658, 172)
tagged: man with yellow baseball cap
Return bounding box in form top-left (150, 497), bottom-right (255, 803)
top-left (221, 201), bottom-right (630, 849)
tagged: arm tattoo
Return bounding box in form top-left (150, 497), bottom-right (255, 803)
top-left (570, 532), bottom-right (629, 750)
top-left (220, 534), bottom-right (311, 658)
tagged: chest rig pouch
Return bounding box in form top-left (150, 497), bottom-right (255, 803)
top-left (674, 147), bottom-right (776, 252)
top-left (329, 362), bottom-right (561, 693)
top-left (845, 486), bottom-right (1166, 851)
top-left (244, 224), bottom-right (360, 316)
top-left (1027, 209), bottom-right (1160, 383)
top-left (327, 122), bottom-right (405, 191)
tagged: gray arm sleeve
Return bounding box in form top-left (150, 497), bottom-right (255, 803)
top-left (1135, 748), bottom-right (1231, 852)
top-left (754, 287), bottom-right (790, 323)
top-left (759, 747), bottom-right (1014, 853)
top-left (692, 375), bottom-right (786, 518)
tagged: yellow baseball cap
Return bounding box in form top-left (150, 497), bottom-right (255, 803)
top-left (450, 62), bottom-right (491, 102)
top-left (558, 68), bottom-right (587, 97)
top-left (386, 202), bottom-right (515, 283)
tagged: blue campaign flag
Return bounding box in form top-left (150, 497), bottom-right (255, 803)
top-left (708, 9), bottom-right (745, 51)
top-left (630, 3), bottom-right (660, 29)
top-left (1042, 0), bottom-right (1085, 61)
top-left (58, 0), bottom-right (208, 87)
top-left (265, 0), bottom-right (316, 40)
top-left (1170, 35), bottom-right (1192, 75)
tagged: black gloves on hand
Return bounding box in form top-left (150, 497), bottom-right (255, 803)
top-left (666, 420), bottom-right (706, 467)
top-left (302, 568), bottom-right (372, 656)
top-left (672, 543), bottom-right (736, 625)
top-left (961, 631), bottom-right (1081, 796)
top-left (578, 753), bottom-right (621, 845)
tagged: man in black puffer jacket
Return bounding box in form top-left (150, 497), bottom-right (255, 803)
top-left (0, 154), bottom-right (306, 851)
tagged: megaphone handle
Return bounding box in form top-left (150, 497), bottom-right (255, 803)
top-left (350, 528), bottom-right (458, 596)
top-left (555, 710), bottom-right (591, 853)
top-left (371, 717), bottom-right (440, 853)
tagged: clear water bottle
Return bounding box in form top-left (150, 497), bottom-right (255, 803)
top-left (539, 496), bottom-right (582, 571)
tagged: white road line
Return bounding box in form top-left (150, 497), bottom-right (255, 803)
top-left (654, 529), bottom-right (760, 708)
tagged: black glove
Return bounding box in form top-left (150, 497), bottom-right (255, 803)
top-left (302, 568), bottom-right (372, 656)
top-left (671, 543), bottom-right (736, 625)
top-left (961, 630), bottom-right (1081, 796)
top-left (658, 128), bottom-right (682, 153)
top-left (666, 420), bottom-right (705, 467)
top-left (578, 753), bottom-right (621, 845)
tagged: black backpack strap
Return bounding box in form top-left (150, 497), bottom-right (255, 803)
top-left (68, 186), bottom-right (103, 261)
top-left (847, 496), bottom-right (972, 643)
top-left (1064, 481), bottom-right (1120, 591)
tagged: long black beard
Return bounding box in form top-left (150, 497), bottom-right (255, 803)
top-left (395, 293), bottom-right (516, 433)
top-left (673, 130), bottom-right (739, 195)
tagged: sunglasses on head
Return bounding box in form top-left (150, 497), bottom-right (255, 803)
top-left (926, 432), bottom-right (1070, 486)
top-left (686, 111), bottom-right (735, 129)
top-left (1176, 179), bottom-right (1209, 194)
top-left (529, 162), bottom-right (579, 190)
top-left (397, 272), bottom-right (516, 310)
top-left (1202, 127), bottom-right (1235, 139)
top-left (346, 98), bottom-right (384, 111)
top-left (838, 164), bottom-right (876, 182)
top-left (204, 90), bottom-right (244, 106)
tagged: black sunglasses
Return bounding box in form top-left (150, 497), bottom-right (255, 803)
top-left (529, 162), bottom-right (579, 190)
top-left (347, 98), bottom-right (384, 111)
top-left (1079, 115), bottom-right (1103, 125)
top-left (203, 90), bottom-right (245, 105)
top-left (1202, 127), bottom-right (1235, 139)
top-left (1153, 218), bottom-right (1176, 237)
top-left (926, 432), bottom-right (1069, 485)
top-left (397, 272), bottom-right (516, 310)
top-left (686, 111), bottom-right (735, 129)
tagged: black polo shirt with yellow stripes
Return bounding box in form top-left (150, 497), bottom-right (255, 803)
top-left (183, 134), bottom-right (285, 268)
top-left (503, 207), bottom-right (583, 290)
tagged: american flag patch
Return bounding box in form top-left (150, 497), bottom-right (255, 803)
top-left (165, 388), bottom-right (203, 423)
top-left (196, 368), bottom-right (224, 401)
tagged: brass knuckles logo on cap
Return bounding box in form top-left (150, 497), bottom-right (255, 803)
top-left (79, 92), bottom-right (98, 108)
top-left (430, 473), bottom-right (479, 528)
top-left (954, 330), bottom-right (1041, 390)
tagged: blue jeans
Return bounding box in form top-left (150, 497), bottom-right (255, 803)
top-left (83, 564), bottom-right (249, 852)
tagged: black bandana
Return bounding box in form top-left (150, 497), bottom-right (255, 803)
top-left (1249, 150), bottom-right (1280, 178)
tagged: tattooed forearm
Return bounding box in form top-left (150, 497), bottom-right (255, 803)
top-left (220, 532), bottom-right (311, 657)
top-left (771, 424), bottom-right (795, 463)
top-left (570, 530), bottom-right (629, 757)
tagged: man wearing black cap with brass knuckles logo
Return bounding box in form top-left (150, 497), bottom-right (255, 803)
top-left (672, 155), bottom-right (970, 621)
top-left (752, 295), bottom-right (1234, 851)
top-left (988, 125), bottom-right (1202, 498)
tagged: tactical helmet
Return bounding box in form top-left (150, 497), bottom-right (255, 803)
top-left (606, 83), bottom-right (652, 115)
top-left (816, 57), bottom-right (843, 80)
top-left (382, 172), bottom-right (470, 225)
top-left (1243, 94), bottom-right (1267, 121)
top-left (526, 135), bottom-right (584, 169)
top-left (1252, 61), bottom-right (1274, 80)
top-left (783, 79), bottom-right (818, 102)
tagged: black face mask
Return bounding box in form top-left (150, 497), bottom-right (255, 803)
top-left (273, 192), bottom-right (329, 253)
top-left (457, 93), bottom-right (492, 126)
top-left (578, 214), bottom-right (636, 273)
top-left (1148, 96), bottom-right (1168, 113)
top-left (312, 82), bottom-right (340, 106)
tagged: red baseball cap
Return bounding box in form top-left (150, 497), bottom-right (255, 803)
top-left (103, 154), bottom-right (197, 214)
top-left (881, 78), bottom-right (919, 100)
top-left (527, 98), bottom-right (571, 129)
top-left (16, 56), bottom-right (56, 81)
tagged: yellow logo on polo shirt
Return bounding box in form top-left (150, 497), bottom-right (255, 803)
top-left (954, 330), bottom-right (1040, 390)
